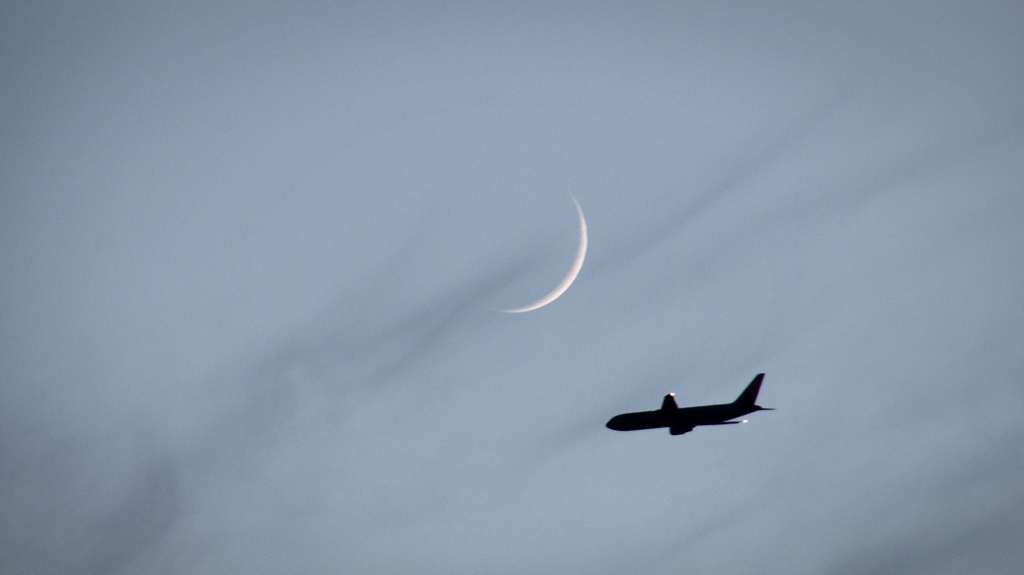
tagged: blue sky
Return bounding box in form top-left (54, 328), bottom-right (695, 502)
top-left (2, 2), bottom-right (1023, 574)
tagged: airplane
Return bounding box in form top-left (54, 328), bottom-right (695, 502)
top-left (606, 373), bottom-right (773, 435)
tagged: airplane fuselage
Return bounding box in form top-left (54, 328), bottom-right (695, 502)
top-left (606, 402), bottom-right (760, 432)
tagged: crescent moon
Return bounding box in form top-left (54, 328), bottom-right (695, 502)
top-left (500, 197), bottom-right (587, 313)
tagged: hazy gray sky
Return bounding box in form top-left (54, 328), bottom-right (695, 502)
top-left (3, 2), bottom-right (1023, 574)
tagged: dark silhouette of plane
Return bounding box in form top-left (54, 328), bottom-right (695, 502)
top-left (606, 373), bottom-right (772, 435)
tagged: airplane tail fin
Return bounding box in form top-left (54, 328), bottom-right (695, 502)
top-left (734, 373), bottom-right (765, 406)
